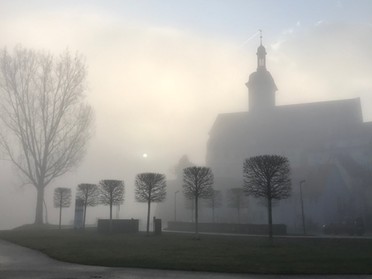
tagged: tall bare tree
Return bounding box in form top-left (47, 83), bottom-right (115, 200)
top-left (227, 188), bottom-right (249, 224)
top-left (99, 179), bottom-right (125, 232)
top-left (0, 46), bottom-right (93, 224)
top-left (243, 155), bottom-right (291, 240)
top-left (204, 189), bottom-right (222, 223)
top-left (53, 187), bottom-right (71, 229)
top-left (135, 172), bottom-right (167, 235)
top-left (76, 183), bottom-right (99, 228)
top-left (183, 166), bottom-right (214, 238)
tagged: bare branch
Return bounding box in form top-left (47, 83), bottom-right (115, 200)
top-left (76, 183), bottom-right (99, 207)
top-left (135, 172), bottom-right (167, 203)
top-left (135, 172), bottom-right (167, 234)
top-left (53, 187), bottom-right (72, 208)
top-left (243, 155), bottom-right (291, 239)
top-left (99, 179), bottom-right (125, 206)
top-left (0, 46), bottom-right (93, 224)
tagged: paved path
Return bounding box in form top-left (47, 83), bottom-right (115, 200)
top-left (0, 239), bottom-right (371, 279)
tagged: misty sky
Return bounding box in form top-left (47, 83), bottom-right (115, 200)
top-left (0, 0), bottom-right (371, 229)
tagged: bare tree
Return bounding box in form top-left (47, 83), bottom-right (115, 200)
top-left (99, 179), bottom-right (125, 232)
top-left (204, 190), bottom-right (222, 223)
top-left (135, 172), bottom-right (167, 235)
top-left (53, 187), bottom-right (71, 229)
top-left (184, 196), bottom-right (195, 222)
top-left (76, 183), bottom-right (99, 228)
top-left (243, 155), bottom-right (291, 240)
top-left (183, 166), bottom-right (214, 238)
top-left (0, 46), bottom-right (93, 224)
top-left (227, 188), bottom-right (249, 224)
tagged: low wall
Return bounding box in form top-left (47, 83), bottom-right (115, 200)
top-left (167, 221), bottom-right (287, 235)
top-left (97, 219), bottom-right (139, 233)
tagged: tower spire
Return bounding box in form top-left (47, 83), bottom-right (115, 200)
top-left (259, 29), bottom-right (263, 45)
top-left (256, 30), bottom-right (266, 70)
top-left (246, 31), bottom-right (277, 112)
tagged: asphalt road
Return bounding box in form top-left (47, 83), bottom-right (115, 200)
top-left (0, 239), bottom-right (371, 279)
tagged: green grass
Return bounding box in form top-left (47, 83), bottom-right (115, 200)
top-left (0, 227), bottom-right (372, 274)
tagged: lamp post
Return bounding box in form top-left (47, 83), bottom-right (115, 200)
top-left (299, 180), bottom-right (306, 235)
top-left (174, 191), bottom-right (179, 221)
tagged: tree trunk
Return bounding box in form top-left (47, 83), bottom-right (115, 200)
top-left (34, 187), bottom-right (44, 225)
top-left (43, 199), bottom-right (48, 224)
top-left (59, 195), bottom-right (63, 229)
top-left (83, 202), bottom-right (87, 229)
top-left (195, 196), bottom-right (199, 238)
top-left (268, 198), bottom-right (273, 241)
top-left (109, 203), bottom-right (113, 232)
top-left (59, 205), bottom-right (62, 229)
top-left (146, 199), bottom-right (151, 236)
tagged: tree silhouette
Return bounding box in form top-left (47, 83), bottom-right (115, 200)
top-left (53, 187), bottom-right (71, 229)
top-left (184, 196), bottom-right (195, 222)
top-left (99, 179), bottom-right (125, 232)
top-left (0, 46), bottom-right (93, 224)
top-left (227, 188), bottom-right (249, 224)
top-left (204, 190), bottom-right (222, 223)
top-left (135, 172), bottom-right (167, 235)
top-left (76, 183), bottom-right (99, 228)
top-left (183, 166), bottom-right (214, 238)
top-left (243, 155), bottom-right (291, 240)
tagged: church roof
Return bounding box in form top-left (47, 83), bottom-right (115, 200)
top-left (211, 98), bottom-right (361, 133)
top-left (209, 98), bottom-right (367, 151)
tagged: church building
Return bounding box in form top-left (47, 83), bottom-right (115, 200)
top-left (206, 38), bottom-right (372, 232)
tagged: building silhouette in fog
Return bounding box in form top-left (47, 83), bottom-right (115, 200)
top-left (206, 39), bottom-right (372, 232)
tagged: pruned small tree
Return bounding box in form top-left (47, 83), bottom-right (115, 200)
top-left (184, 196), bottom-right (195, 222)
top-left (53, 187), bottom-right (71, 229)
top-left (204, 190), bottom-right (222, 223)
top-left (76, 183), bottom-right (99, 228)
top-left (183, 166), bottom-right (214, 238)
top-left (99, 179), bottom-right (125, 232)
top-left (227, 188), bottom-right (249, 224)
top-left (243, 155), bottom-right (291, 240)
top-left (0, 46), bottom-right (93, 224)
top-left (135, 172), bottom-right (167, 235)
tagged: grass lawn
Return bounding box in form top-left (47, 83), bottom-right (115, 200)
top-left (0, 227), bottom-right (372, 274)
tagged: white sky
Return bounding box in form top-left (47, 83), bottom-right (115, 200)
top-left (0, 0), bottom-right (371, 229)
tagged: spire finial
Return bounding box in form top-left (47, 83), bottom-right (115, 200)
top-left (259, 29), bottom-right (263, 45)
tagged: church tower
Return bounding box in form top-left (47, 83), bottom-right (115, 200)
top-left (246, 33), bottom-right (277, 112)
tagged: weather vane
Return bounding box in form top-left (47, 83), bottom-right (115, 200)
top-left (259, 29), bottom-right (263, 45)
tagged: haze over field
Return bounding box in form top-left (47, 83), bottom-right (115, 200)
top-left (0, 0), bottom-right (371, 229)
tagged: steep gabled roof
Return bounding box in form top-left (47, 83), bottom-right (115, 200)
top-left (209, 98), bottom-right (365, 150)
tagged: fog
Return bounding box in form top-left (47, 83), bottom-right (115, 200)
top-left (0, 1), bottom-right (371, 230)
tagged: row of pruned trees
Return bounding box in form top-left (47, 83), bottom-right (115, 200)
top-left (53, 155), bottom-right (291, 240)
top-left (53, 175), bottom-right (166, 235)
top-left (181, 155), bottom-right (292, 239)
top-left (184, 187), bottom-right (250, 224)
top-left (53, 180), bottom-right (124, 230)
top-left (194, 188), bottom-right (249, 224)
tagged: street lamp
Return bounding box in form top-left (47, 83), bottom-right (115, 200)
top-left (299, 180), bottom-right (306, 235)
top-left (174, 191), bottom-right (179, 221)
